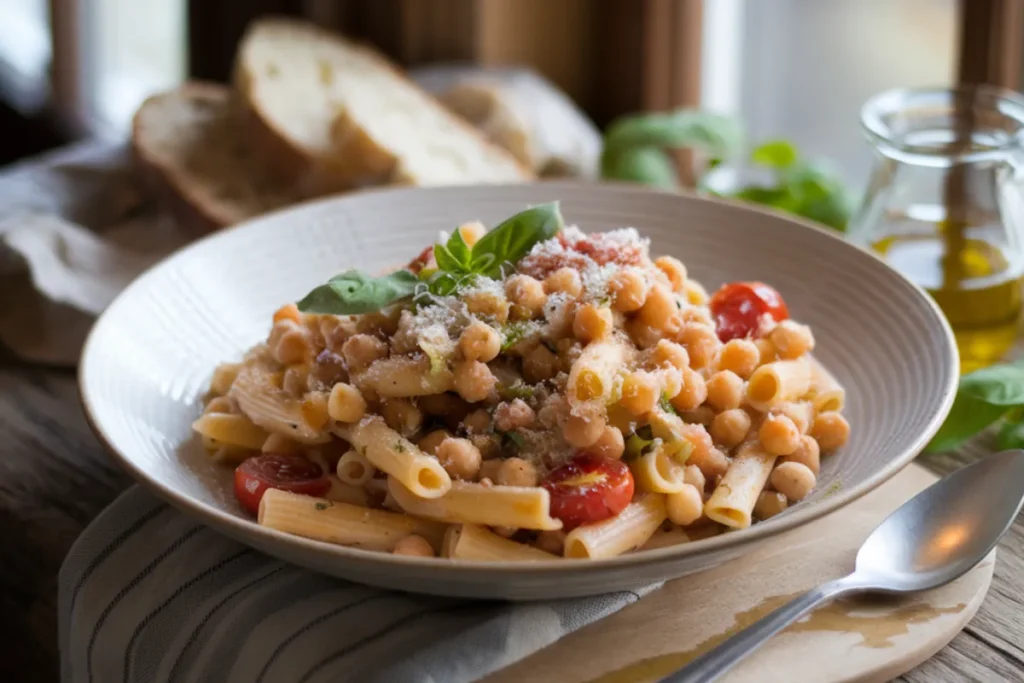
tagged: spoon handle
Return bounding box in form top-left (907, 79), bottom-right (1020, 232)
top-left (658, 576), bottom-right (861, 683)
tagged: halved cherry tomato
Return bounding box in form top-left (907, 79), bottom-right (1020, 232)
top-left (709, 281), bottom-right (790, 342)
top-left (406, 246), bottom-right (435, 274)
top-left (234, 454), bottom-right (330, 516)
top-left (542, 454), bottom-right (635, 530)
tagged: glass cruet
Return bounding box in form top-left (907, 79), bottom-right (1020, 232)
top-left (848, 85), bottom-right (1024, 373)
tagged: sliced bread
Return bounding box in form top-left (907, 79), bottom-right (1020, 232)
top-left (132, 82), bottom-right (305, 231)
top-left (234, 18), bottom-right (532, 190)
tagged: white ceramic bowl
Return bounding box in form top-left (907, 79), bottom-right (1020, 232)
top-left (80, 182), bottom-right (958, 599)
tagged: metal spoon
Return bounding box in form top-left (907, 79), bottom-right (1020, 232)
top-left (661, 449), bottom-right (1024, 683)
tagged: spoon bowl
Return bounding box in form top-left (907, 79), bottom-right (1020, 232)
top-left (663, 450), bottom-right (1024, 683)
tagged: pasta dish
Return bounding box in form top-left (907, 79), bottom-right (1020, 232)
top-left (193, 203), bottom-right (850, 561)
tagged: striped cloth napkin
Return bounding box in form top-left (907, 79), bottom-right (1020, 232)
top-left (59, 486), bottom-right (659, 683)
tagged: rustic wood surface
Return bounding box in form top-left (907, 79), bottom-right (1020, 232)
top-left (0, 347), bottom-right (1021, 682)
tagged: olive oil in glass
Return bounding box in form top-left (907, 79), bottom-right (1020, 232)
top-left (850, 86), bottom-right (1024, 372)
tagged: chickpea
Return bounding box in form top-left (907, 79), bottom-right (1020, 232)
top-left (783, 434), bottom-right (821, 475)
top-left (497, 457), bottom-right (538, 487)
top-left (716, 338), bottom-right (761, 378)
top-left (666, 484), bottom-right (704, 526)
top-left (523, 344), bottom-right (560, 383)
top-left (465, 290), bottom-right (510, 323)
top-left (654, 256), bottom-right (687, 293)
top-left (652, 339), bottom-right (690, 371)
top-left (590, 425), bottom-right (626, 460)
top-left (463, 408), bottom-right (491, 435)
top-left (417, 429), bottom-right (452, 455)
top-left (274, 328), bottom-right (312, 365)
top-left (392, 534), bottom-right (436, 557)
top-left (619, 371), bottom-right (660, 416)
top-left (770, 461), bottom-right (817, 502)
top-left (670, 367), bottom-right (707, 412)
top-left (505, 275), bottom-right (546, 318)
top-left (810, 411), bottom-right (851, 452)
top-left (710, 408), bottom-right (751, 448)
top-left (683, 464), bottom-right (706, 492)
top-left (381, 398), bottom-right (423, 436)
top-left (770, 320), bottom-right (815, 359)
top-left (459, 321), bottom-right (501, 362)
top-left (608, 269), bottom-right (649, 312)
top-left (471, 434), bottom-right (502, 461)
top-left (563, 412), bottom-right (606, 448)
top-left (327, 383), bottom-right (366, 423)
top-left (638, 285), bottom-right (677, 329)
top-left (683, 279), bottom-right (709, 306)
top-left (759, 414), bottom-right (801, 456)
top-left (678, 323), bottom-right (721, 370)
top-left (705, 370), bottom-right (744, 411)
top-left (478, 458), bottom-right (503, 482)
top-left (543, 267), bottom-right (583, 298)
top-left (436, 437), bottom-right (483, 480)
top-left (494, 399), bottom-right (536, 432)
top-left (753, 491), bottom-right (788, 520)
top-left (453, 360), bottom-right (496, 403)
top-left (573, 303), bottom-right (614, 343)
top-left (457, 221), bottom-right (486, 246)
top-left (342, 334), bottom-right (389, 374)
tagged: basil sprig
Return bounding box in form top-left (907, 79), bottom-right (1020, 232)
top-left (926, 361), bottom-right (1024, 453)
top-left (297, 270), bottom-right (419, 315)
top-left (296, 203), bottom-right (564, 315)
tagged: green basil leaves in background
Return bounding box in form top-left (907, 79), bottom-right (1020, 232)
top-left (297, 203), bottom-right (564, 314)
top-left (297, 270), bottom-right (419, 315)
top-left (926, 361), bottom-right (1024, 453)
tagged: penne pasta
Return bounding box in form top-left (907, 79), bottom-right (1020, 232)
top-left (640, 527), bottom-right (691, 551)
top-left (443, 524), bottom-right (558, 561)
top-left (192, 412), bottom-right (269, 451)
top-left (229, 362), bottom-right (331, 444)
top-left (387, 477), bottom-right (563, 530)
top-left (745, 357), bottom-right (812, 411)
top-left (807, 356), bottom-right (846, 413)
top-left (323, 475), bottom-right (372, 507)
top-left (336, 449), bottom-right (376, 485)
top-left (705, 442), bottom-right (778, 529)
top-left (258, 488), bottom-right (447, 551)
top-left (361, 355), bottom-right (454, 397)
top-left (630, 449), bottom-right (688, 494)
top-left (342, 416), bottom-right (451, 499)
top-left (567, 339), bottom-right (628, 405)
top-left (564, 494), bottom-right (667, 559)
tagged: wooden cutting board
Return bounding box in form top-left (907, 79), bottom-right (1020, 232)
top-left (484, 463), bottom-right (995, 683)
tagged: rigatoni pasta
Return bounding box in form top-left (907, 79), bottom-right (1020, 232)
top-left (195, 203), bottom-right (851, 562)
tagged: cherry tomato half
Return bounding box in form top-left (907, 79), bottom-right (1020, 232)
top-left (234, 453), bottom-right (330, 516)
top-left (406, 246), bottom-right (435, 275)
top-left (709, 281), bottom-right (790, 342)
top-left (542, 454), bottom-right (635, 530)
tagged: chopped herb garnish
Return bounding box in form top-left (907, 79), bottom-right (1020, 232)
top-left (659, 394), bottom-right (679, 416)
top-left (396, 442), bottom-right (406, 453)
top-left (314, 501), bottom-right (332, 511)
top-left (499, 430), bottom-right (527, 450)
top-left (824, 480), bottom-right (843, 497)
top-left (498, 382), bottom-right (535, 402)
top-left (500, 321), bottom-right (539, 352)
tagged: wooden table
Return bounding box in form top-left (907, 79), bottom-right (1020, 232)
top-left (1, 352), bottom-right (1022, 683)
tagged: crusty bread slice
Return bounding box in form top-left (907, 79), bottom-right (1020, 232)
top-left (132, 82), bottom-right (304, 231)
top-left (234, 18), bottom-right (532, 190)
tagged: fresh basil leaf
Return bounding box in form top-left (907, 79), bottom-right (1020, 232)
top-left (446, 229), bottom-right (472, 265)
top-left (997, 418), bottom-right (1024, 451)
top-left (297, 269), bottom-right (418, 314)
top-left (751, 140), bottom-right (798, 169)
top-left (925, 393), bottom-right (1009, 453)
top-left (433, 244), bottom-right (469, 274)
top-left (731, 185), bottom-right (793, 208)
top-left (470, 203), bottom-right (564, 277)
top-left (603, 110), bottom-right (744, 160)
top-left (959, 363), bottom-right (1024, 405)
top-left (601, 146), bottom-right (679, 188)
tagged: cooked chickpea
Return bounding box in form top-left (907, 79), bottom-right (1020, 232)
top-left (753, 491), bottom-right (789, 520)
top-left (683, 464), bottom-right (706, 492)
top-left (659, 367), bottom-right (684, 400)
top-left (770, 320), bottom-right (815, 360)
top-left (670, 367), bottom-right (708, 412)
top-left (543, 267), bottom-right (583, 298)
top-left (478, 458), bottom-right (503, 482)
top-left (392, 534), bottom-right (436, 557)
top-left (681, 405), bottom-right (716, 426)
top-left (505, 275), bottom-right (546, 318)
top-left (638, 285), bottom-right (677, 329)
top-left (652, 339), bottom-right (690, 371)
top-left (497, 457), bottom-right (538, 487)
top-left (463, 408), bottom-right (491, 435)
top-left (783, 435), bottom-right (821, 475)
top-left (300, 392), bottom-right (331, 431)
top-left (535, 530), bottom-right (566, 555)
top-left (770, 461), bottom-right (816, 502)
top-left (666, 484), bottom-right (704, 526)
top-left (494, 398), bottom-right (536, 432)
top-left (380, 399), bottom-right (423, 436)
top-left (327, 383), bottom-right (366, 423)
top-left (716, 338), bottom-right (761, 378)
top-left (626, 319), bottom-right (664, 349)
top-left (453, 360), bottom-right (496, 403)
top-left (709, 408), bottom-right (751, 448)
top-left (523, 344), bottom-right (560, 383)
top-left (274, 327), bottom-right (312, 365)
top-left (759, 414), bottom-right (801, 456)
top-left (754, 338), bottom-right (777, 364)
top-left (458, 320), bottom-right (501, 362)
top-left (436, 437), bottom-right (483, 480)
top-left (679, 423), bottom-right (730, 479)
top-left (563, 413), bottom-right (606, 448)
top-left (465, 290), bottom-right (510, 323)
top-left (342, 334), bottom-right (389, 374)
top-left (619, 371), bottom-right (660, 416)
top-left (608, 269), bottom-right (649, 312)
top-left (654, 256), bottom-right (687, 293)
top-left (705, 370), bottom-right (744, 411)
top-left (683, 280), bottom-right (709, 306)
top-left (590, 425), bottom-right (626, 460)
top-left (572, 303), bottom-right (613, 343)
top-left (417, 429), bottom-right (452, 455)
top-left (678, 323), bottom-right (721, 370)
top-left (457, 221), bottom-right (486, 246)
top-left (810, 411), bottom-right (851, 452)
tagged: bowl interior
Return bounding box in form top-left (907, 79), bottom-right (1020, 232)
top-left (80, 181), bottom-right (957, 589)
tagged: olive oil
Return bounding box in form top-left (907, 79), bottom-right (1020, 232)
top-left (873, 224), bottom-right (1023, 373)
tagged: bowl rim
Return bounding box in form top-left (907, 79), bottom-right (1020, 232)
top-left (79, 180), bottom-right (960, 575)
